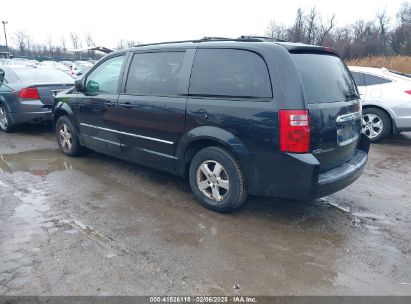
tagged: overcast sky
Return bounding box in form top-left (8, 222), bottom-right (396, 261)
top-left (0, 0), bottom-right (407, 48)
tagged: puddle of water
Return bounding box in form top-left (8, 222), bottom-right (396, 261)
top-left (59, 219), bottom-right (114, 243)
top-left (14, 186), bottom-right (50, 219)
top-left (58, 218), bottom-right (132, 256)
top-left (14, 188), bottom-right (50, 219)
top-left (320, 197), bottom-right (393, 227)
top-left (6, 185), bottom-right (52, 248)
top-left (0, 149), bottom-right (73, 176)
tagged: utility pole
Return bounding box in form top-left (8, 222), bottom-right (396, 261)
top-left (2, 21), bottom-right (8, 49)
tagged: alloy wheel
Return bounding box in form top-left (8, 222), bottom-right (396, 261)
top-left (0, 107), bottom-right (8, 130)
top-left (59, 123), bottom-right (73, 152)
top-left (362, 113), bottom-right (383, 139)
top-left (196, 160), bottom-right (230, 202)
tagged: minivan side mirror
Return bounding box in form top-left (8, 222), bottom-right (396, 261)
top-left (75, 78), bottom-right (85, 92)
top-left (0, 69), bottom-right (5, 85)
top-left (85, 80), bottom-right (99, 93)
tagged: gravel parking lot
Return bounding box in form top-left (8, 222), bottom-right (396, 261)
top-left (0, 126), bottom-right (410, 296)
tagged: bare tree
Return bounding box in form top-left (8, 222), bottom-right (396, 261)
top-left (116, 39), bottom-right (139, 49)
top-left (60, 36), bottom-right (67, 54)
top-left (46, 35), bottom-right (54, 56)
top-left (262, 2), bottom-right (411, 59)
top-left (84, 32), bottom-right (96, 59)
top-left (291, 8), bottom-right (305, 42)
top-left (391, 2), bottom-right (411, 55)
top-left (69, 32), bottom-right (82, 59)
top-left (397, 1), bottom-right (411, 24)
top-left (26, 34), bottom-right (33, 58)
top-left (334, 26), bottom-right (351, 42)
top-left (116, 39), bottom-right (126, 50)
top-left (377, 10), bottom-right (390, 35)
top-left (69, 32), bottom-right (82, 50)
top-left (353, 20), bottom-right (366, 42)
top-left (305, 7), bottom-right (318, 44)
top-left (85, 32), bottom-right (95, 47)
top-left (14, 31), bottom-right (28, 56)
top-left (265, 20), bottom-right (288, 40)
top-left (376, 9), bottom-right (390, 53)
top-left (127, 40), bottom-right (140, 47)
top-left (6, 2), bottom-right (411, 62)
top-left (318, 14), bottom-right (336, 45)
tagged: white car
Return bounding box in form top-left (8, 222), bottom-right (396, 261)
top-left (39, 61), bottom-right (72, 76)
top-left (71, 61), bottom-right (93, 78)
top-left (349, 66), bottom-right (411, 142)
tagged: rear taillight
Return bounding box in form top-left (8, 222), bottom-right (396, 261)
top-left (405, 90), bottom-right (411, 95)
top-left (18, 87), bottom-right (40, 99)
top-left (279, 110), bottom-right (310, 153)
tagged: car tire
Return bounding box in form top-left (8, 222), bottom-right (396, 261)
top-left (189, 146), bottom-right (247, 213)
top-left (362, 108), bottom-right (391, 142)
top-left (0, 104), bottom-right (14, 133)
top-left (56, 116), bottom-right (82, 156)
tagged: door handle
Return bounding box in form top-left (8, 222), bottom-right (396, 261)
top-left (120, 102), bottom-right (133, 109)
top-left (105, 101), bottom-right (115, 108)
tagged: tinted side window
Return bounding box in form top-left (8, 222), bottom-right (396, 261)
top-left (86, 55), bottom-right (125, 94)
top-left (351, 72), bottom-right (365, 87)
top-left (125, 52), bottom-right (185, 96)
top-left (364, 74), bottom-right (392, 86)
top-left (189, 49), bottom-right (272, 98)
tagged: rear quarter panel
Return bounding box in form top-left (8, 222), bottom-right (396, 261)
top-left (182, 97), bottom-right (280, 193)
top-left (53, 91), bottom-right (80, 130)
top-left (178, 45), bottom-right (310, 193)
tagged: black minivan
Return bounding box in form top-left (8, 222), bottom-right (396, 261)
top-left (53, 37), bottom-right (369, 212)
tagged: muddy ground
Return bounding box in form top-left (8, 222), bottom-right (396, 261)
top-left (0, 126), bottom-right (410, 296)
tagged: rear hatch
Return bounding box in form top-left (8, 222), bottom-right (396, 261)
top-left (292, 52), bottom-right (361, 172)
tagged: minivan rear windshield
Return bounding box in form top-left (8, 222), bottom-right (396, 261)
top-left (292, 53), bottom-right (357, 104)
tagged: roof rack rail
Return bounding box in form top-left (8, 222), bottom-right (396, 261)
top-left (131, 36), bottom-right (286, 48)
top-left (133, 39), bottom-right (202, 48)
top-left (238, 35), bottom-right (288, 42)
top-left (132, 37), bottom-right (231, 47)
top-left (200, 37), bottom-right (233, 41)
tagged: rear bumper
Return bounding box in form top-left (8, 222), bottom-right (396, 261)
top-left (246, 134), bottom-right (370, 200)
top-left (316, 148), bottom-right (367, 197)
top-left (8, 100), bottom-right (53, 124)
